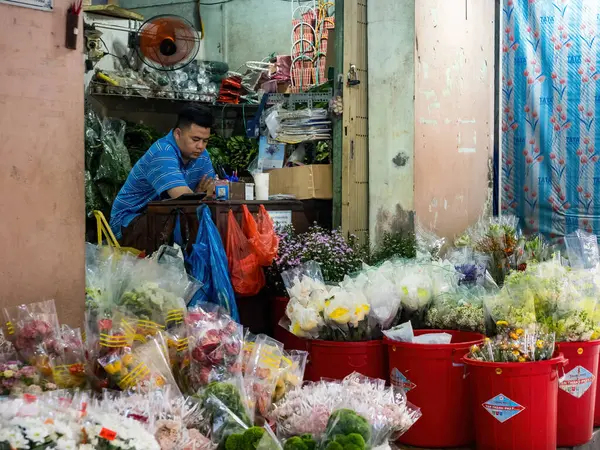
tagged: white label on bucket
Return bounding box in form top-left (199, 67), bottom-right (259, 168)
top-left (390, 368), bottom-right (416, 392)
top-left (559, 365), bottom-right (595, 399)
top-left (482, 394), bottom-right (525, 423)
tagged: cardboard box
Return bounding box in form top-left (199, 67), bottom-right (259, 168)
top-left (229, 182), bottom-right (246, 200)
top-left (269, 164), bottom-right (333, 200)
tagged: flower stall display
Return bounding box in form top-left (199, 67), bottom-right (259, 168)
top-left (271, 373), bottom-right (421, 445)
top-left (3, 300), bottom-right (61, 377)
top-left (339, 261), bottom-right (401, 332)
top-left (99, 334), bottom-right (180, 395)
top-left (424, 286), bottom-right (487, 333)
top-left (48, 325), bottom-right (87, 389)
top-left (396, 260), bottom-right (459, 327)
top-left (85, 311), bottom-right (135, 390)
top-left (243, 334), bottom-right (285, 420)
top-left (468, 322), bottom-right (555, 363)
top-left (272, 350), bottom-right (308, 404)
top-left (118, 259), bottom-right (200, 335)
top-left (185, 306), bottom-right (244, 393)
top-left (0, 392), bottom-right (162, 450)
top-left (446, 247), bottom-right (490, 286)
top-left (266, 225), bottom-right (363, 295)
top-left (455, 215), bottom-right (521, 285)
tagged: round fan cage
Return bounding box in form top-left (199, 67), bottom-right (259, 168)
top-left (136, 14), bottom-right (200, 71)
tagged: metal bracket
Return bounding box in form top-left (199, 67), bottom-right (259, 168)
top-left (347, 64), bottom-right (360, 87)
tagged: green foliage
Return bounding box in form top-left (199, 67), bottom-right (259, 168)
top-left (325, 409), bottom-right (370, 445)
top-left (283, 435), bottom-right (316, 450)
top-left (367, 231), bottom-right (417, 265)
top-left (202, 382), bottom-right (252, 426)
top-left (324, 434), bottom-right (366, 450)
top-left (208, 134), bottom-right (259, 176)
top-left (224, 427), bottom-right (279, 450)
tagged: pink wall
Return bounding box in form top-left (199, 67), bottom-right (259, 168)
top-left (0, 0), bottom-right (85, 326)
top-left (414, 0), bottom-right (495, 239)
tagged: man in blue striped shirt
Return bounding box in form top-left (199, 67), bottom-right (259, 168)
top-left (110, 104), bottom-right (216, 249)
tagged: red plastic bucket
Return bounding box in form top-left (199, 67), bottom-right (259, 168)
top-left (556, 340), bottom-right (600, 446)
top-left (384, 330), bottom-right (485, 448)
top-left (464, 354), bottom-right (567, 450)
top-left (306, 339), bottom-right (387, 382)
top-left (271, 296), bottom-right (289, 335)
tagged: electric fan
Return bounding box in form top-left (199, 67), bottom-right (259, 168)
top-left (131, 14), bottom-right (201, 71)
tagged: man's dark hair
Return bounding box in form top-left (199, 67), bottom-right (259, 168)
top-left (175, 104), bottom-right (213, 130)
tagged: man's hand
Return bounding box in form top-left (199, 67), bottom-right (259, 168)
top-left (196, 175), bottom-right (215, 194)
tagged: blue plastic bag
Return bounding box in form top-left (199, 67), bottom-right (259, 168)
top-left (175, 205), bottom-right (239, 321)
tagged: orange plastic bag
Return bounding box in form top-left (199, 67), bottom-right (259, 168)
top-left (241, 205), bottom-right (280, 266)
top-left (226, 209), bottom-right (266, 296)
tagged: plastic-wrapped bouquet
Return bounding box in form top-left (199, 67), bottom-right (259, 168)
top-left (119, 259), bottom-right (199, 335)
top-left (468, 322), bottom-right (555, 363)
top-left (243, 334), bottom-right (285, 420)
top-left (48, 325), bottom-right (87, 389)
top-left (185, 306), bottom-right (243, 393)
top-left (396, 260), bottom-right (459, 328)
top-left (425, 286), bottom-right (487, 333)
top-left (339, 261), bottom-right (402, 333)
top-left (3, 300), bottom-right (61, 378)
top-left (455, 215), bottom-right (521, 285)
top-left (272, 350), bottom-right (308, 404)
top-left (447, 247), bottom-right (490, 286)
top-left (281, 262), bottom-right (328, 339)
top-left (282, 262), bottom-right (372, 341)
top-left (85, 311), bottom-right (135, 390)
top-left (271, 373), bottom-right (421, 444)
top-left (549, 272), bottom-right (598, 342)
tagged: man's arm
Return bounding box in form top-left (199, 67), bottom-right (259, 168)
top-left (168, 186), bottom-right (194, 198)
top-left (146, 151), bottom-right (192, 199)
top-left (193, 152), bottom-right (217, 194)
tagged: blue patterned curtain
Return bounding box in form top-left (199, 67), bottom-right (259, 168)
top-left (501, 0), bottom-right (600, 238)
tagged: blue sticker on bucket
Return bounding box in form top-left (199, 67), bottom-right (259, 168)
top-left (390, 368), bottom-right (416, 392)
top-left (560, 365), bottom-right (595, 399)
top-left (482, 394), bottom-right (525, 423)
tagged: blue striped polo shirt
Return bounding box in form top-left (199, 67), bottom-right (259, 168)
top-left (110, 130), bottom-right (215, 239)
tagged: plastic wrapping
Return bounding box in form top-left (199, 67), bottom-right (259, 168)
top-left (48, 325), bottom-right (87, 389)
top-left (455, 215), bottom-right (521, 286)
top-left (243, 334), bottom-right (284, 420)
top-left (552, 274), bottom-right (597, 342)
top-left (226, 210), bottom-right (266, 296)
top-left (382, 322), bottom-right (414, 343)
top-left (3, 300), bottom-right (60, 376)
top-left (468, 324), bottom-right (555, 363)
top-left (415, 221), bottom-right (446, 261)
top-left (99, 335), bottom-right (181, 396)
top-left (565, 229), bottom-right (600, 269)
top-left (271, 373), bottom-right (421, 445)
top-left (273, 350), bottom-right (308, 403)
top-left (118, 259), bottom-right (198, 334)
top-left (341, 262), bottom-right (402, 332)
top-left (447, 247), bottom-right (490, 286)
top-left (425, 286), bottom-right (487, 333)
top-left (281, 262), bottom-right (328, 339)
top-left (185, 306), bottom-right (244, 393)
top-left (396, 261), bottom-right (459, 328)
top-left (242, 205), bottom-right (280, 267)
top-left (85, 311), bottom-right (135, 390)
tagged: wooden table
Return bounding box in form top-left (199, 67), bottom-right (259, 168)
top-left (145, 199), bottom-right (309, 254)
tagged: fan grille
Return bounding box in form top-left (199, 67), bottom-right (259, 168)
top-left (137, 15), bottom-right (200, 70)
